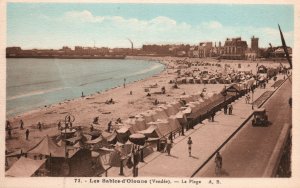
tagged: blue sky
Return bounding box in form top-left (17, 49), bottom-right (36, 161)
top-left (7, 3), bottom-right (294, 49)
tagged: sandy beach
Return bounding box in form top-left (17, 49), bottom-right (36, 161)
top-left (5, 57), bottom-right (287, 153)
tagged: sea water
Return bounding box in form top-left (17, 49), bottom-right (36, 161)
top-left (6, 58), bottom-right (165, 116)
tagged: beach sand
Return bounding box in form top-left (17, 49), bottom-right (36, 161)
top-left (5, 57), bottom-right (288, 153)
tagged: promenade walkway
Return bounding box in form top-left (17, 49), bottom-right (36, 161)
top-left (106, 74), bottom-right (285, 177)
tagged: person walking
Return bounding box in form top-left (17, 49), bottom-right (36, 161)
top-left (228, 104), bottom-right (233, 115)
top-left (211, 111), bottom-right (216, 122)
top-left (187, 137), bottom-right (193, 157)
top-left (224, 104), bottom-right (228, 115)
top-left (25, 129), bottom-right (30, 140)
top-left (166, 138), bottom-right (172, 156)
top-left (215, 151), bottom-right (223, 176)
top-left (20, 119), bottom-right (24, 130)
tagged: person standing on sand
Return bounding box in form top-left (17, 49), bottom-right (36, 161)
top-left (188, 137), bottom-right (193, 157)
top-left (8, 128), bottom-right (12, 139)
top-left (38, 122), bottom-right (42, 131)
top-left (25, 129), bottom-right (30, 140)
top-left (6, 120), bottom-right (11, 130)
top-left (20, 119), bottom-right (24, 130)
top-left (57, 121), bottom-right (61, 130)
top-left (107, 121), bottom-right (112, 132)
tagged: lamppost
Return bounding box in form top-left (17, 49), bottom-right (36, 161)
top-left (251, 87), bottom-right (254, 110)
top-left (222, 86), bottom-right (227, 114)
top-left (61, 114), bottom-right (75, 176)
top-left (222, 85), bottom-right (227, 102)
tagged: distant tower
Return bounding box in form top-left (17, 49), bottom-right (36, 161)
top-left (251, 36), bottom-right (259, 51)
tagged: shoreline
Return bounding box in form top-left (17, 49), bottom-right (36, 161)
top-left (5, 57), bottom-right (287, 152)
top-left (6, 57), bottom-right (166, 119)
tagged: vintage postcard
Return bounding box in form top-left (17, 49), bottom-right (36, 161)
top-left (1, 0), bottom-right (299, 187)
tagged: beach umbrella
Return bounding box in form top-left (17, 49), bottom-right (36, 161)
top-left (129, 134), bottom-right (146, 146)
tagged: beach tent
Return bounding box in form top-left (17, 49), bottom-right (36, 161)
top-left (124, 118), bottom-right (137, 126)
top-left (168, 116), bottom-right (182, 131)
top-left (165, 104), bottom-right (178, 116)
top-left (136, 118), bottom-right (147, 131)
top-left (106, 131), bottom-right (118, 144)
top-left (85, 135), bottom-right (104, 145)
top-left (178, 95), bottom-right (193, 103)
top-left (170, 101), bottom-right (182, 111)
top-left (6, 149), bottom-right (23, 158)
top-left (156, 119), bottom-right (171, 137)
top-left (141, 110), bottom-right (158, 124)
top-left (109, 142), bottom-right (133, 167)
top-left (182, 107), bottom-right (192, 115)
top-left (27, 135), bottom-right (69, 158)
top-left (129, 117), bottom-right (146, 132)
top-left (154, 107), bottom-right (169, 120)
top-left (5, 157), bottom-right (46, 177)
top-left (116, 125), bottom-right (134, 143)
top-left (141, 112), bottom-right (153, 124)
top-left (175, 111), bottom-right (188, 126)
top-left (138, 125), bottom-right (162, 138)
top-left (188, 101), bottom-right (202, 113)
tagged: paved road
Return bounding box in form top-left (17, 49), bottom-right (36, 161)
top-left (196, 78), bottom-right (292, 177)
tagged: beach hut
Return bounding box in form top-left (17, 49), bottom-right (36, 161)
top-left (187, 77), bottom-right (195, 84)
top-left (194, 77), bottom-right (201, 84)
top-left (209, 78), bottom-right (217, 84)
top-left (202, 77), bottom-right (209, 84)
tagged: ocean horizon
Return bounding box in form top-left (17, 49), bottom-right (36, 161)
top-left (6, 58), bottom-right (165, 117)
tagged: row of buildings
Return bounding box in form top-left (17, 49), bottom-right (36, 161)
top-left (188, 36), bottom-right (258, 60)
top-left (7, 36), bottom-right (292, 60)
top-left (188, 36), bottom-right (292, 60)
top-left (6, 46), bottom-right (131, 58)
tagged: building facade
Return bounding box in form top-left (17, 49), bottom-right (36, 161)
top-left (221, 37), bottom-right (248, 60)
top-left (198, 42), bottom-right (213, 58)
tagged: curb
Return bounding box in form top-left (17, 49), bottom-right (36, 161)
top-left (262, 123), bottom-right (291, 177)
top-left (191, 75), bottom-right (290, 177)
